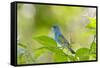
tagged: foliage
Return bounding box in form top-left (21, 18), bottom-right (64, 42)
top-left (75, 48), bottom-right (90, 61)
top-left (86, 17), bottom-right (96, 29)
top-left (32, 35), bottom-right (96, 62)
top-left (33, 36), bottom-right (57, 48)
top-left (17, 4), bottom-right (96, 64)
top-left (86, 17), bottom-right (96, 34)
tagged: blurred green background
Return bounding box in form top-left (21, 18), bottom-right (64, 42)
top-left (17, 3), bottom-right (96, 65)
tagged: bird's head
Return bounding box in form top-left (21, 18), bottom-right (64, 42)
top-left (52, 25), bottom-right (60, 33)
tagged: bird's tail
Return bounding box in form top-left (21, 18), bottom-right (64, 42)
top-left (68, 47), bottom-right (75, 54)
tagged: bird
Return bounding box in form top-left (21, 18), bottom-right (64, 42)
top-left (52, 25), bottom-right (75, 54)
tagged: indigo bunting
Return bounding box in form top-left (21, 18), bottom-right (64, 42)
top-left (52, 25), bottom-right (75, 54)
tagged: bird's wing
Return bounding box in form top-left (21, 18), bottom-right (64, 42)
top-left (58, 34), bottom-right (70, 47)
top-left (57, 34), bottom-right (75, 54)
top-left (57, 34), bottom-right (66, 44)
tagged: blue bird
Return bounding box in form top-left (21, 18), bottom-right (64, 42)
top-left (52, 25), bottom-right (75, 54)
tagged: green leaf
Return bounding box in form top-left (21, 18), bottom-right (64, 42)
top-left (76, 48), bottom-right (90, 61)
top-left (34, 47), bottom-right (47, 59)
top-left (86, 17), bottom-right (96, 29)
top-left (67, 55), bottom-right (78, 61)
top-left (76, 48), bottom-right (90, 57)
top-left (53, 53), bottom-right (68, 62)
top-left (90, 42), bottom-right (96, 54)
top-left (33, 36), bottom-right (57, 48)
top-left (34, 47), bottom-right (68, 62)
top-left (89, 54), bottom-right (96, 60)
top-left (79, 56), bottom-right (89, 61)
top-left (52, 48), bottom-right (68, 62)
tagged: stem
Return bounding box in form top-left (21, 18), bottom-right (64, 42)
top-left (18, 42), bottom-right (27, 48)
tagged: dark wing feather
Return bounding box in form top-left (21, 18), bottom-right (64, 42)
top-left (58, 34), bottom-right (75, 54)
